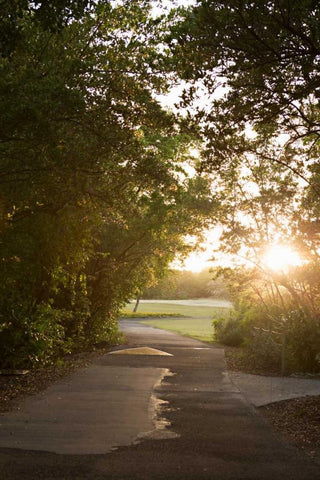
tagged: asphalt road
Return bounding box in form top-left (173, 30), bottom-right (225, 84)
top-left (0, 320), bottom-right (319, 479)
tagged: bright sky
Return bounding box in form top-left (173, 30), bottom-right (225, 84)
top-left (174, 236), bottom-right (306, 273)
top-left (152, 1), bottom-right (230, 272)
top-left (172, 228), bottom-right (225, 272)
top-left (175, 249), bottom-right (215, 272)
top-left (151, 0), bottom-right (196, 16)
top-left (261, 245), bottom-right (305, 272)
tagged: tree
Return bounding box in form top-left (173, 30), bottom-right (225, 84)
top-left (169, 1), bottom-right (320, 191)
top-left (169, 0), bottom-right (320, 258)
top-left (0, 1), bottom-right (215, 367)
top-left (167, 1), bottom-right (320, 371)
top-left (0, 0), bottom-right (93, 60)
top-left (207, 157), bottom-right (320, 371)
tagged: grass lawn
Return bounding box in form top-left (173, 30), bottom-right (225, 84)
top-left (120, 301), bottom-right (231, 343)
top-left (121, 301), bottom-right (228, 319)
top-left (140, 317), bottom-right (216, 342)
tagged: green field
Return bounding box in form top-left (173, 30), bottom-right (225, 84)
top-left (121, 300), bottom-right (231, 343)
top-left (121, 301), bottom-right (229, 319)
top-left (141, 317), bottom-right (216, 342)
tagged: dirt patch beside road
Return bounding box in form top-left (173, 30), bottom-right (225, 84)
top-left (0, 347), bottom-right (112, 413)
top-left (260, 396), bottom-right (320, 464)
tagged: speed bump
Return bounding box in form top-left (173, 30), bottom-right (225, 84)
top-left (109, 347), bottom-right (172, 356)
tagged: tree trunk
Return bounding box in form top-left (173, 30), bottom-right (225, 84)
top-left (133, 296), bottom-right (140, 313)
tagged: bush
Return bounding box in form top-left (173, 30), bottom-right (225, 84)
top-left (0, 304), bottom-right (67, 369)
top-left (83, 310), bottom-right (120, 347)
top-left (286, 309), bottom-right (320, 373)
top-left (245, 330), bottom-right (282, 371)
top-left (213, 314), bottom-right (244, 346)
top-left (0, 302), bottom-right (122, 369)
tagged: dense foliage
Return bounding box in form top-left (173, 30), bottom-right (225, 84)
top-left (0, 1), bottom-right (214, 367)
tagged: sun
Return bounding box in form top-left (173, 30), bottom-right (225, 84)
top-left (262, 245), bottom-right (303, 272)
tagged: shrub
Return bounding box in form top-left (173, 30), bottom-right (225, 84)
top-left (245, 330), bottom-right (282, 371)
top-left (285, 309), bottom-right (320, 373)
top-left (213, 314), bottom-right (244, 346)
top-left (0, 304), bottom-right (67, 369)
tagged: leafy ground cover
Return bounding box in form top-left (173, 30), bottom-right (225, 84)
top-left (259, 396), bottom-right (320, 465)
top-left (224, 346), bottom-right (281, 376)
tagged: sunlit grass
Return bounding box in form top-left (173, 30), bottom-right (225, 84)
top-left (120, 312), bottom-right (186, 318)
top-left (120, 301), bottom-right (231, 342)
top-left (140, 317), bottom-right (216, 342)
top-left (121, 301), bottom-right (228, 319)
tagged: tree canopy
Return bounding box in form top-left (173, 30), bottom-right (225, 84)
top-left (168, 0), bottom-right (320, 371)
top-left (1, 0), bottom-right (319, 372)
top-left (168, 0), bottom-right (320, 264)
top-left (170, 1), bottom-right (320, 204)
top-left (0, 0), bottom-right (214, 367)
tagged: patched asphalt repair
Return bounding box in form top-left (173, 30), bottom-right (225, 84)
top-left (0, 319), bottom-right (319, 479)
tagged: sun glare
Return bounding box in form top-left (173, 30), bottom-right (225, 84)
top-left (262, 245), bottom-right (303, 272)
top-left (182, 253), bottom-right (210, 272)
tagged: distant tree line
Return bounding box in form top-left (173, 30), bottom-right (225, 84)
top-left (143, 269), bottom-right (230, 300)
